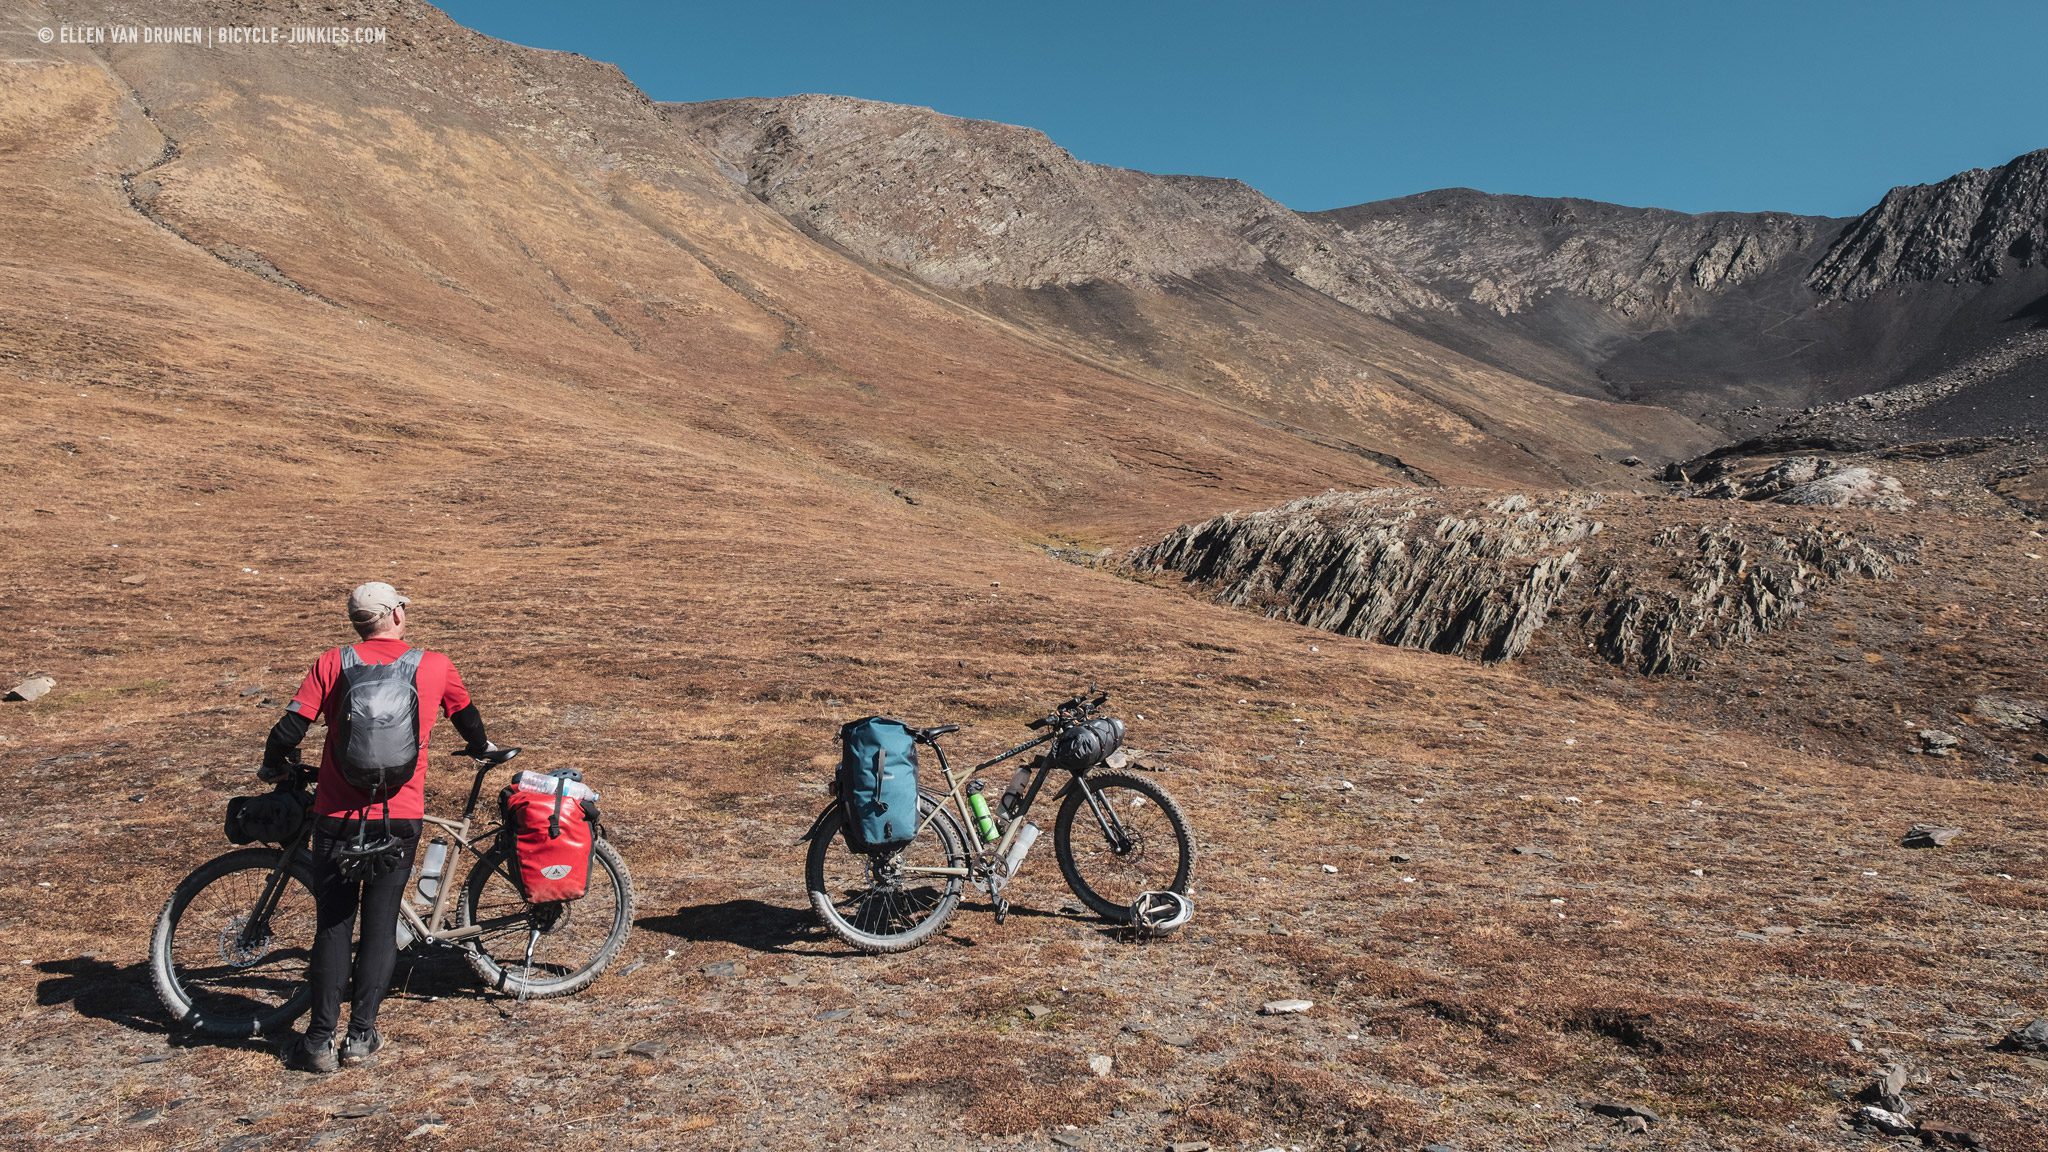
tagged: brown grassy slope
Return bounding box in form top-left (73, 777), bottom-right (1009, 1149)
top-left (676, 94), bottom-right (1724, 487)
top-left (0, 5), bottom-right (2044, 1152)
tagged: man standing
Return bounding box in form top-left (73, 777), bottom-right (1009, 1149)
top-left (260, 581), bottom-right (492, 1073)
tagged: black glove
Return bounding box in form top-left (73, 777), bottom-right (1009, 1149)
top-left (258, 746), bottom-right (300, 783)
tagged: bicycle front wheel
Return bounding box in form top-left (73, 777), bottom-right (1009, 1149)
top-left (149, 847), bottom-right (317, 1037)
top-left (1054, 769), bottom-right (1194, 921)
top-left (806, 793), bottom-right (969, 954)
top-left (458, 837), bottom-right (634, 998)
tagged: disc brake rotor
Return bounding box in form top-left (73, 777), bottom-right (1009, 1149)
top-left (217, 914), bottom-right (272, 968)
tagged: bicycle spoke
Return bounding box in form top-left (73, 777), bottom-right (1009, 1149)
top-left (161, 854), bottom-right (318, 1032)
top-left (462, 843), bottom-right (627, 991)
top-left (1058, 775), bottom-right (1192, 917)
top-left (808, 793), bottom-right (970, 951)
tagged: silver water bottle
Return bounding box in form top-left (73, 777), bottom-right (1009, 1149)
top-left (1001, 821), bottom-right (1042, 875)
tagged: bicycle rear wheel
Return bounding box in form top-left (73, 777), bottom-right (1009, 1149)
top-left (1053, 769), bottom-right (1194, 921)
top-left (458, 838), bottom-right (634, 998)
top-left (149, 847), bottom-right (317, 1037)
top-left (806, 793), bottom-right (968, 953)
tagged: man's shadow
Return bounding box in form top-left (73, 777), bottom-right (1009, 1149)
top-left (35, 956), bottom-right (167, 1035)
top-left (37, 950), bottom-right (491, 1051)
top-left (636, 898), bottom-right (819, 954)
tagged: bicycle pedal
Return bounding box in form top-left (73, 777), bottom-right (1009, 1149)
top-left (993, 896), bottom-right (1010, 925)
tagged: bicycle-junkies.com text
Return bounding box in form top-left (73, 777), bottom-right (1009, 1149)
top-left (43, 24), bottom-right (388, 47)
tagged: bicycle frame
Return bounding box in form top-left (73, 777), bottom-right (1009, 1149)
top-left (235, 757), bottom-right (515, 951)
top-left (901, 729), bottom-right (1132, 885)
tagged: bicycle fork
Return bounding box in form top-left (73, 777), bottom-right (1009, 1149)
top-left (237, 846), bottom-right (307, 954)
top-left (1074, 776), bottom-right (1134, 855)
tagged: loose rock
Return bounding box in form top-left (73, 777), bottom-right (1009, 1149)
top-left (1260, 999), bottom-right (1312, 1015)
top-left (1087, 1054), bottom-right (1112, 1077)
top-left (1854, 1105), bottom-right (1916, 1137)
top-left (1916, 1120), bottom-right (1989, 1149)
top-left (1972, 694), bottom-right (2048, 730)
top-left (1589, 1101), bottom-right (1662, 1125)
top-left (4, 676), bottom-right (54, 703)
top-left (1998, 1017), bottom-right (2048, 1052)
top-left (1918, 730), bottom-right (1961, 757)
top-left (1902, 824), bottom-right (1961, 848)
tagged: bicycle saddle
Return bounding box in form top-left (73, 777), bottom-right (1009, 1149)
top-left (910, 724), bottom-right (959, 742)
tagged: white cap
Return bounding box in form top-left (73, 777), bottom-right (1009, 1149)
top-left (347, 581), bottom-right (410, 624)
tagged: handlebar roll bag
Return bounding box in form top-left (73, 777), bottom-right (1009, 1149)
top-left (224, 787), bottom-right (313, 845)
top-left (1052, 717), bottom-right (1125, 771)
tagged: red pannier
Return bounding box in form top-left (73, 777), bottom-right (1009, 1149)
top-left (501, 770), bottom-right (600, 903)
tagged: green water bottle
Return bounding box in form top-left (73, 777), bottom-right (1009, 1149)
top-left (966, 781), bottom-right (999, 843)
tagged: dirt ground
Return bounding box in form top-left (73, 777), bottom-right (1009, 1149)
top-left (3, 4), bottom-right (2047, 1150)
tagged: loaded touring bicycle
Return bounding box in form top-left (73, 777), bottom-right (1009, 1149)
top-left (150, 745), bottom-right (634, 1037)
top-left (804, 692), bottom-right (1195, 953)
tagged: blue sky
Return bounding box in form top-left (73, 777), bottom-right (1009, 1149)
top-left (437, 0), bottom-right (2046, 217)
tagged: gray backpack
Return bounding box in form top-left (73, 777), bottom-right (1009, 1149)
top-left (336, 647), bottom-right (423, 799)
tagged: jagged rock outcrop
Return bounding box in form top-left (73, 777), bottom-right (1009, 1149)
top-left (1588, 522), bottom-right (1896, 673)
top-left (1809, 149), bottom-right (2048, 299)
top-left (1134, 492), bottom-right (1601, 662)
top-left (1689, 456), bottom-right (1913, 511)
top-left (1133, 491), bottom-right (1900, 673)
top-left (1314, 190), bottom-right (1836, 319)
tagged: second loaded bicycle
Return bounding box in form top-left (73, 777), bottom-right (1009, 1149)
top-left (802, 692), bottom-right (1195, 953)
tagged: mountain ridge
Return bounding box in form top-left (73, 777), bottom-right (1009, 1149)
top-left (683, 93), bottom-right (2047, 439)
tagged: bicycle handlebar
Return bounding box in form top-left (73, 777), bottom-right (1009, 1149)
top-left (1030, 691), bottom-right (1111, 731)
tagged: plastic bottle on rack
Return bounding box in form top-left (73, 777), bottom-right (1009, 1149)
top-left (417, 840), bottom-right (448, 901)
top-left (998, 757), bottom-right (1038, 816)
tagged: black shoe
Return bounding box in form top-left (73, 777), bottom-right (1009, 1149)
top-left (287, 1037), bottom-right (339, 1074)
top-left (340, 1030), bottom-right (385, 1066)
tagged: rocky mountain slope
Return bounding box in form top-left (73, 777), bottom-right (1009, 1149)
top-left (680, 95), bottom-right (1724, 487)
top-left (1318, 191), bottom-right (1835, 320)
top-left (689, 95), bottom-right (2048, 444)
top-left (1811, 149), bottom-right (2048, 299)
top-left (4, 4), bottom-right (2047, 1152)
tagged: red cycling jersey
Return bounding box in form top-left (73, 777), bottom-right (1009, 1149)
top-left (287, 636), bottom-right (472, 819)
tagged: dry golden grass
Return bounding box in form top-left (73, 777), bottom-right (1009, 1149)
top-left (0, 5), bottom-right (2045, 1151)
